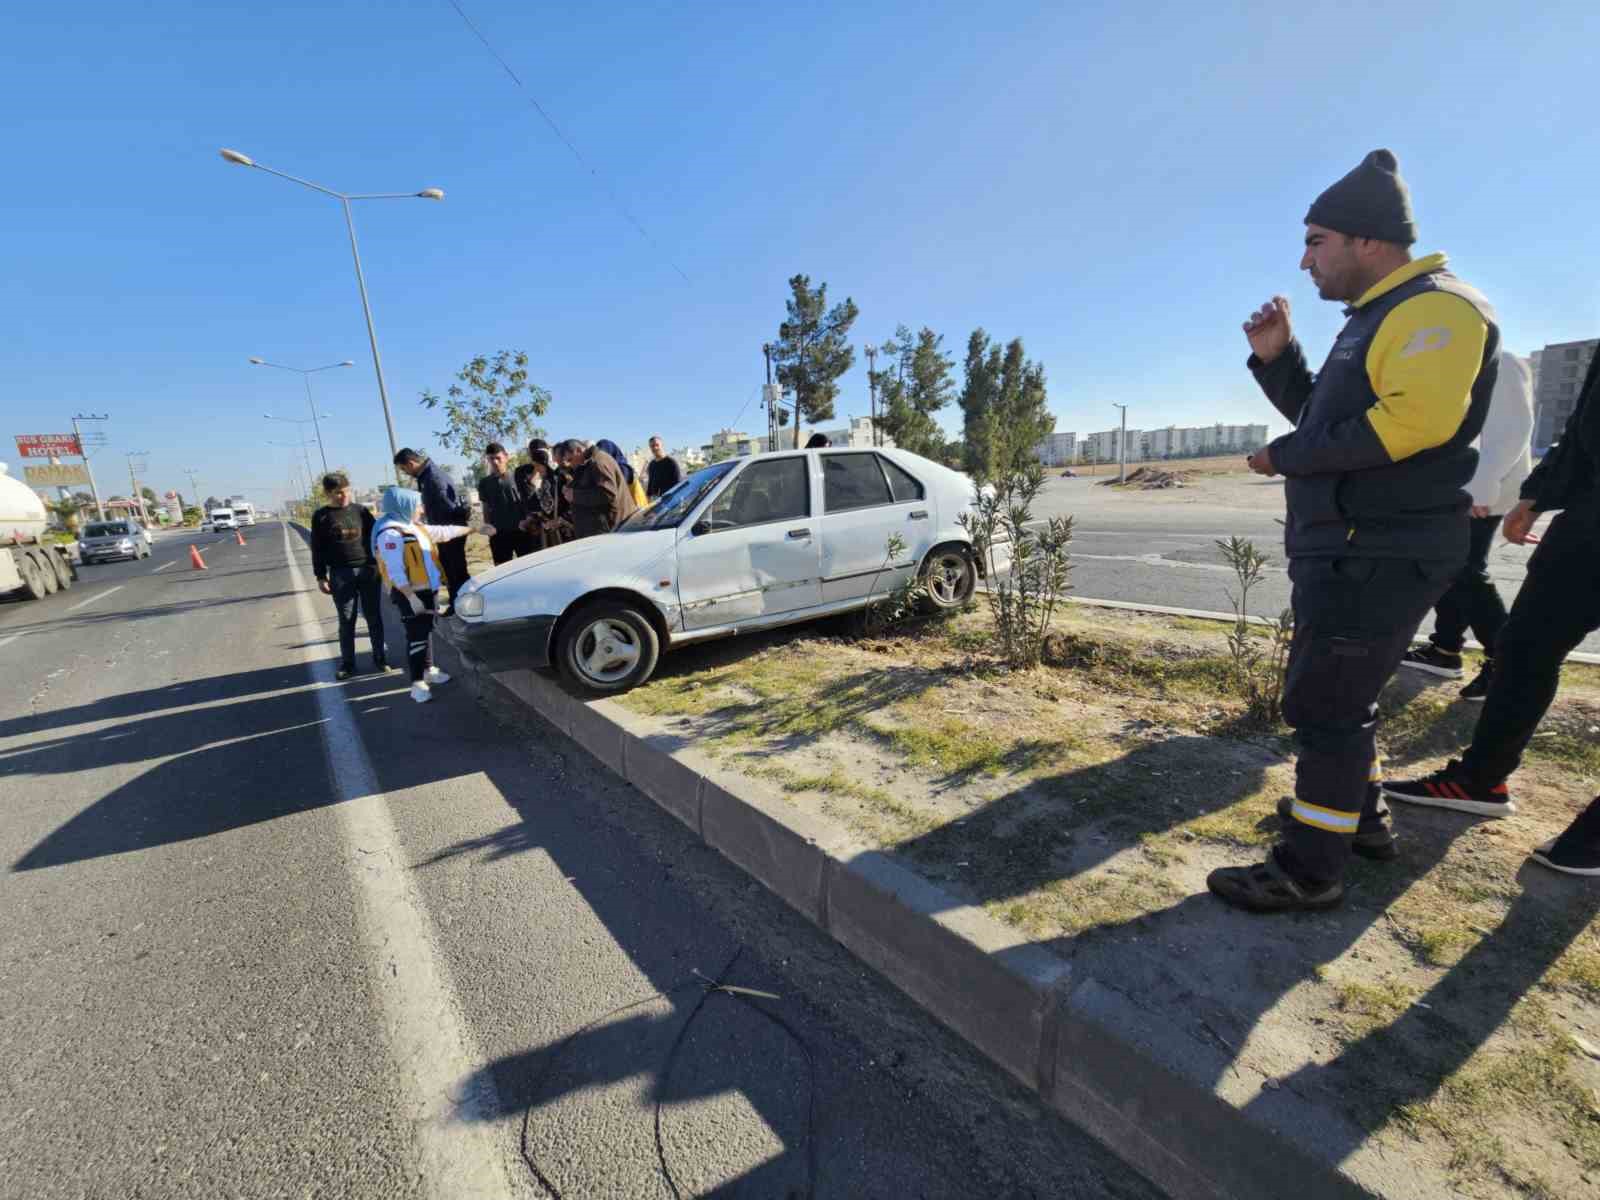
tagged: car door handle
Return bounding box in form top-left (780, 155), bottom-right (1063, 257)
top-left (787, 528), bottom-right (812, 540)
top-left (908, 511), bottom-right (929, 520)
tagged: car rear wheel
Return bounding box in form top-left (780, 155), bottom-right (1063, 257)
top-left (921, 546), bottom-right (976, 611)
top-left (557, 601), bottom-right (660, 695)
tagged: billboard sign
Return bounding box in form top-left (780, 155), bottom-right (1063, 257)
top-left (23, 463), bottom-right (91, 487)
top-left (15, 433), bottom-right (83, 458)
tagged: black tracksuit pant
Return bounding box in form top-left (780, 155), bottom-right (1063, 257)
top-left (390, 588), bottom-right (437, 682)
top-left (328, 563), bottom-right (385, 670)
top-left (1460, 512), bottom-right (1600, 786)
top-left (1428, 514), bottom-right (1509, 656)
top-left (488, 530), bottom-right (530, 565)
top-left (1278, 555), bottom-right (1458, 887)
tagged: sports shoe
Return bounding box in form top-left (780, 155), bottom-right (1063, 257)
top-left (1530, 801), bottom-right (1600, 877)
top-left (1207, 854), bottom-right (1344, 913)
top-left (1381, 760), bottom-right (1516, 817)
top-left (1399, 643), bottom-right (1464, 679)
top-left (424, 666), bottom-right (451, 686)
top-left (1275, 795), bottom-right (1399, 861)
top-left (1459, 661), bottom-right (1493, 703)
top-left (336, 665), bottom-right (355, 681)
top-left (410, 682), bottom-right (432, 704)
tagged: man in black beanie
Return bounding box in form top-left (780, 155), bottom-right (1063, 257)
top-left (1207, 149), bottom-right (1502, 913)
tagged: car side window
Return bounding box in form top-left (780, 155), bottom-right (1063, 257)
top-left (880, 458), bottom-right (925, 503)
top-left (704, 458), bottom-right (809, 530)
top-left (822, 453), bottom-right (892, 513)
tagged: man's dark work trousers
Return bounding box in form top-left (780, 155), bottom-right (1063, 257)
top-left (1430, 514), bottom-right (1508, 655)
top-left (1461, 512), bottom-right (1600, 786)
top-left (329, 563), bottom-right (385, 670)
top-left (438, 537), bottom-right (470, 600)
top-left (1280, 555), bottom-right (1457, 886)
top-left (488, 530), bottom-right (530, 566)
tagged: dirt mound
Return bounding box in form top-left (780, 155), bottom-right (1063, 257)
top-left (1098, 466), bottom-right (1192, 489)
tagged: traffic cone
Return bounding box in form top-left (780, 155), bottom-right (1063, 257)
top-left (189, 544), bottom-right (207, 570)
top-left (236, 530), bottom-right (246, 546)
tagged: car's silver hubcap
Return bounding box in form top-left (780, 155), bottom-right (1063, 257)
top-left (931, 555), bottom-right (967, 604)
top-left (578, 619), bottom-right (641, 683)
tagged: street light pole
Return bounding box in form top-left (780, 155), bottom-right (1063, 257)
top-left (125, 452), bottom-right (150, 524)
top-left (250, 358), bottom-right (351, 475)
top-left (1112, 403), bottom-right (1128, 484)
top-left (220, 148), bottom-right (443, 483)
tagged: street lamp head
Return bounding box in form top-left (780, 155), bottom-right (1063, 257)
top-left (219, 148), bottom-right (255, 167)
top-left (248, 357), bottom-right (265, 365)
top-left (416, 188), bottom-right (444, 200)
top-left (339, 360), bottom-right (355, 367)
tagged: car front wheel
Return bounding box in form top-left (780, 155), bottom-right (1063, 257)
top-left (921, 546), bottom-right (977, 611)
top-left (556, 601), bottom-right (661, 695)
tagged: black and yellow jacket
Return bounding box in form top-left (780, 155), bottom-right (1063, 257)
top-left (1250, 253), bottom-right (1500, 560)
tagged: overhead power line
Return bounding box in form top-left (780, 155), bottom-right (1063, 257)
top-left (444, 0), bottom-right (692, 286)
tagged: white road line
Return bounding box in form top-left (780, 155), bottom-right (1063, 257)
top-left (65, 584), bottom-right (125, 613)
top-left (0, 633), bottom-right (21, 649)
top-left (280, 523), bottom-right (512, 1199)
top-left (151, 559), bottom-right (179, 573)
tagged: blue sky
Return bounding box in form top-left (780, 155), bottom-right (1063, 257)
top-left (3, 1), bottom-right (1598, 508)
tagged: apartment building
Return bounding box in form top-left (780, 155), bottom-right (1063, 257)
top-left (1531, 338), bottom-right (1597, 450)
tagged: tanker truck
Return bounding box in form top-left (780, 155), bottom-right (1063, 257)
top-left (0, 461), bottom-right (77, 600)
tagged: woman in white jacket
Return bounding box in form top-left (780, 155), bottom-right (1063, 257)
top-left (371, 487), bottom-right (493, 703)
top-left (1400, 350), bottom-right (1534, 699)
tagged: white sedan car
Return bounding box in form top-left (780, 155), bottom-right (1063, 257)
top-left (453, 447), bottom-right (1007, 694)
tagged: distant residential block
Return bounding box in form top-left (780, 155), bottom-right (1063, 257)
top-left (1531, 338), bottom-right (1597, 451)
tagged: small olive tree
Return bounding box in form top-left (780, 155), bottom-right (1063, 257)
top-left (1216, 535), bottom-right (1294, 724)
top-left (959, 463), bottom-right (1073, 667)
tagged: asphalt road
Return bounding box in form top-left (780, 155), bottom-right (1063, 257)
top-left (1, 522), bottom-right (1158, 1199)
top-left (1030, 474), bottom-right (1600, 655)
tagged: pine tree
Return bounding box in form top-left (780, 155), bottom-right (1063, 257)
top-left (993, 338), bottom-right (1054, 475)
top-left (873, 325), bottom-right (953, 459)
top-left (958, 329), bottom-right (1003, 479)
top-left (771, 275), bottom-right (858, 447)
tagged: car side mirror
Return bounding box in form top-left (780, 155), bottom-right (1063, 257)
top-left (692, 519), bottom-right (710, 536)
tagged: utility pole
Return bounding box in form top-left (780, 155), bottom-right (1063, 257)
top-left (763, 344), bottom-right (776, 452)
top-left (71, 413), bottom-right (108, 520)
top-left (184, 469), bottom-right (203, 515)
top-left (865, 345), bottom-right (879, 448)
top-left (1112, 404), bottom-right (1128, 484)
top-left (126, 452), bottom-right (150, 524)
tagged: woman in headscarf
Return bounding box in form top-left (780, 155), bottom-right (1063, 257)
top-left (371, 486), bottom-right (493, 703)
top-left (595, 438), bottom-right (650, 509)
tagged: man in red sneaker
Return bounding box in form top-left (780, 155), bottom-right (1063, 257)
top-left (1383, 341), bottom-right (1600, 876)
top-left (1207, 150), bottom-right (1501, 913)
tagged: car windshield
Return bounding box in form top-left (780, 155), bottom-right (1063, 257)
top-left (84, 523), bottom-right (129, 538)
top-left (618, 461), bottom-right (739, 530)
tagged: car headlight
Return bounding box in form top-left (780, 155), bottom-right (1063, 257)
top-left (118, 540), bottom-right (133, 549)
top-left (455, 591), bottom-right (486, 618)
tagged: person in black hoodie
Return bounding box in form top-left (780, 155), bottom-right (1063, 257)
top-left (394, 447), bottom-right (472, 602)
top-left (1383, 347), bottom-right (1600, 876)
top-left (476, 442), bottom-right (529, 564)
top-left (310, 472), bottom-right (388, 680)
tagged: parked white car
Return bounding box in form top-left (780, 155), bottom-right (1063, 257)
top-left (453, 447), bottom-right (1007, 694)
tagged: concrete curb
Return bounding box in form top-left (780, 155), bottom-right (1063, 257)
top-left (432, 625), bottom-right (1385, 1200)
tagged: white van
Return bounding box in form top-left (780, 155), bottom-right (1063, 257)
top-left (233, 502), bottom-right (257, 526)
top-left (210, 507), bottom-right (237, 530)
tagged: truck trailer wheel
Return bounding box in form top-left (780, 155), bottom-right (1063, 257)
top-left (16, 552), bottom-right (48, 600)
top-left (49, 551), bottom-right (73, 590)
top-left (33, 551), bottom-right (60, 594)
